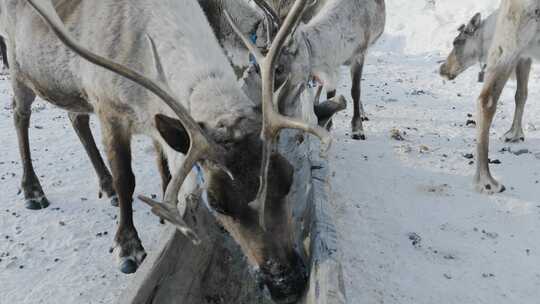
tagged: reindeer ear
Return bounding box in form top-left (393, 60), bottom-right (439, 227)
top-left (469, 13), bottom-right (482, 29)
top-left (155, 114), bottom-right (190, 154)
top-left (458, 24), bottom-right (466, 32)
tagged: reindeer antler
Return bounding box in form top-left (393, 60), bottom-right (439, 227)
top-left (25, 0), bottom-right (228, 244)
top-left (227, 0), bottom-right (331, 229)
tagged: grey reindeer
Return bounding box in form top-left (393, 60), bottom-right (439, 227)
top-left (255, 0), bottom-right (386, 140)
top-left (444, 0), bottom-right (540, 194)
top-left (11, 1), bottom-right (330, 302)
top-left (440, 11), bottom-right (536, 143)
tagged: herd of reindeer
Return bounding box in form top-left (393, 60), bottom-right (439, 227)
top-left (1, 0), bottom-right (539, 302)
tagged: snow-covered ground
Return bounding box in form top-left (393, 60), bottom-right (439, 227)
top-left (332, 1), bottom-right (540, 302)
top-left (3, 0), bottom-right (540, 303)
top-left (332, 52), bottom-right (540, 303)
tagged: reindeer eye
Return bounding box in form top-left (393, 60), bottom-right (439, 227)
top-left (198, 122), bottom-right (208, 130)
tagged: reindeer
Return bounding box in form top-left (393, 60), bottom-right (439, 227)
top-left (462, 0), bottom-right (540, 194)
top-left (440, 11), bottom-right (536, 143)
top-left (198, 0), bottom-right (308, 76)
top-left (253, 0), bottom-right (386, 140)
top-left (0, 8), bottom-right (117, 210)
top-left (198, 0), bottom-right (267, 74)
top-left (21, 0), bottom-right (328, 301)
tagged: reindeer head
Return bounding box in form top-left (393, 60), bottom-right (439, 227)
top-left (250, 0), bottom-right (320, 105)
top-left (248, 0), bottom-right (315, 111)
top-left (440, 12), bottom-right (484, 80)
top-left (275, 31), bottom-right (312, 88)
top-left (26, 0), bottom-right (329, 302)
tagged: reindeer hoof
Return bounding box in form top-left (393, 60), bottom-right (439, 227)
top-left (351, 118), bottom-right (365, 140)
top-left (474, 176), bottom-right (505, 195)
top-left (502, 129), bottom-right (525, 143)
top-left (110, 195), bottom-right (119, 207)
top-left (25, 196), bottom-right (50, 210)
top-left (361, 116), bottom-right (369, 122)
top-left (504, 136), bottom-right (525, 143)
top-left (352, 133), bottom-right (366, 141)
top-left (120, 258), bottom-right (138, 274)
top-left (113, 233), bottom-right (147, 274)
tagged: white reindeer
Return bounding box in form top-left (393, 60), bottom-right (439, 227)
top-left (10, 1), bottom-right (328, 301)
top-left (440, 11), bottom-right (536, 143)
top-left (467, 0), bottom-right (540, 194)
top-left (255, 0), bottom-right (386, 140)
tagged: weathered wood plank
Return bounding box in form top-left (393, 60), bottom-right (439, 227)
top-left (118, 194), bottom-right (274, 304)
top-left (301, 153), bottom-right (347, 304)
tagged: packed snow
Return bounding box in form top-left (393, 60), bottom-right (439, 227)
top-left (3, 0), bottom-right (540, 303)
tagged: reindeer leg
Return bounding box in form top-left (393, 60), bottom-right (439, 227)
top-left (101, 117), bottom-right (146, 274)
top-left (351, 55), bottom-right (366, 140)
top-left (0, 37), bottom-right (8, 69)
top-left (12, 81), bottom-right (49, 210)
top-left (502, 58), bottom-right (531, 143)
top-left (475, 67), bottom-right (514, 194)
top-left (68, 112), bottom-right (117, 206)
top-left (322, 89), bottom-right (337, 130)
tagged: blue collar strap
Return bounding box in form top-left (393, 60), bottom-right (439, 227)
top-left (195, 164), bottom-right (205, 185)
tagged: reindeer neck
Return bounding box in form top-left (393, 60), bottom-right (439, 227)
top-left (480, 11), bottom-right (499, 61)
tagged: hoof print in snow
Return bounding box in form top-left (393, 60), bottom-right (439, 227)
top-left (500, 147), bottom-right (529, 156)
top-left (391, 128), bottom-right (406, 141)
top-left (481, 230), bottom-right (498, 239)
top-left (407, 232), bottom-right (422, 248)
top-left (465, 120), bottom-right (476, 127)
top-left (463, 153), bottom-right (474, 159)
top-left (410, 89), bottom-right (427, 96)
top-left (443, 254), bottom-right (456, 260)
top-left (512, 149), bottom-right (529, 156)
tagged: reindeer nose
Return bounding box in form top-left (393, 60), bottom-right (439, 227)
top-left (439, 64), bottom-right (455, 80)
top-left (439, 63), bottom-right (448, 76)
